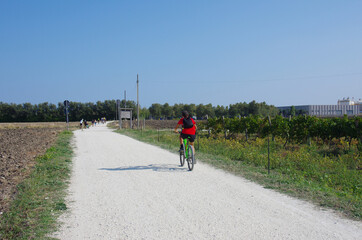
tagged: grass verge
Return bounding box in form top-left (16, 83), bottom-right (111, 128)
top-left (114, 128), bottom-right (361, 220)
top-left (0, 130), bottom-right (73, 240)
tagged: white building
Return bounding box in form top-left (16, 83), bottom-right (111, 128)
top-left (337, 97), bottom-right (362, 106)
top-left (278, 97), bottom-right (362, 117)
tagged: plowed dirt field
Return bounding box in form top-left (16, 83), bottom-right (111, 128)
top-left (0, 124), bottom-right (65, 214)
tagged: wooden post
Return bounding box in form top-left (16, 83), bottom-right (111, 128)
top-left (130, 110), bottom-right (133, 129)
top-left (268, 137), bottom-right (270, 174)
top-left (244, 116), bottom-right (248, 141)
top-left (268, 115), bottom-right (274, 141)
top-left (118, 108), bottom-right (122, 129)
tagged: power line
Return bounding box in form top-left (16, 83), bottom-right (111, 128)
top-left (143, 72), bottom-right (362, 84)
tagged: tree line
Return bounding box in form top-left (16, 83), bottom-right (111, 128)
top-left (0, 100), bottom-right (279, 122)
top-left (148, 101), bottom-right (279, 119)
top-left (0, 100), bottom-right (120, 122)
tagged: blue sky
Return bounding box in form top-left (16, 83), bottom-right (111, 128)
top-left (0, 0), bottom-right (361, 107)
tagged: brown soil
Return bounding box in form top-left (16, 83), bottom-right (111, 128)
top-left (0, 127), bottom-right (62, 214)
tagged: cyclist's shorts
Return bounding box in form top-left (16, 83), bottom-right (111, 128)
top-left (181, 133), bottom-right (196, 142)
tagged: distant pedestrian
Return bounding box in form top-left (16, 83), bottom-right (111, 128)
top-left (80, 119), bottom-right (83, 130)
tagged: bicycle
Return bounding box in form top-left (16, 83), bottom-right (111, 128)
top-left (179, 135), bottom-right (195, 171)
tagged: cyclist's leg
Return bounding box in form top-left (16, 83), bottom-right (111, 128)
top-left (180, 133), bottom-right (189, 150)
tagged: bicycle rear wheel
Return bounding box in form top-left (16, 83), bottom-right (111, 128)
top-left (187, 144), bottom-right (194, 171)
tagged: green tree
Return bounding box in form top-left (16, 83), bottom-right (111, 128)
top-left (162, 103), bottom-right (174, 119)
top-left (214, 105), bottom-right (228, 117)
top-left (184, 104), bottom-right (197, 117)
top-left (173, 104), bottom-right (185, 118)
top-left (149, 103), bottom-right (162, 119)
top-left (229, 102), bottom-right (248, 117)
top-left (290, 106), bottom-right (296, 117)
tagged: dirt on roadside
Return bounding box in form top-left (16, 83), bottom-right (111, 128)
top-left (0, 128), bottom-right (61, 214)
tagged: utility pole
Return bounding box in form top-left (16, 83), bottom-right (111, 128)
top-left (137, 74), bottom-right (140, 129)
top-left (117, 99), bottom-right (121, 129)
top-left (115, 101), bottom-right (117, 120)
top-left (64, 100), bottom-right (69, 131)
top-left (124, 90), bottom-right (126, 108)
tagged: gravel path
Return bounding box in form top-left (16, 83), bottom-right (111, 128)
top-left (53, 124), bottom-right (361, 240)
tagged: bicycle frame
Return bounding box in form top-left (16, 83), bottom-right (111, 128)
top-left (183, 138), bottom-right (189, 158)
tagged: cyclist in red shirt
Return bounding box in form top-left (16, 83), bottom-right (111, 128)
top-left (174, 111), bottom-right (197, 154)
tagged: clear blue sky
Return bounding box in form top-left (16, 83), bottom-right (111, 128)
top-left (1, 0), bottom-right (361, 107)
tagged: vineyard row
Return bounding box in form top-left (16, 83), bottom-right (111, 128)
top-left (201, 115), bottom-right (362, 146)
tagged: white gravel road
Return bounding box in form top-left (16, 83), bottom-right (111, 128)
top-left (53, 124), bottom-right (361, 240)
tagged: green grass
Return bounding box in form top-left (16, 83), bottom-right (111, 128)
top-left (115, 128), bottom-right (361, 220)
top-left (0, 130), bottom-right (73, 240)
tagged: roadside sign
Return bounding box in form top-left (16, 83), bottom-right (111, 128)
top-left (121, 111), bottom-right (131, 119)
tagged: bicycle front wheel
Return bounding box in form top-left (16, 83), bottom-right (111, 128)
top-left (187, 145), bottom-right (194, 171)
top-left (179, 151), bottom-right (185, 166)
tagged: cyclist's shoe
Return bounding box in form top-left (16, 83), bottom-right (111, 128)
top-left (178, 145), bottom-right (184, 152)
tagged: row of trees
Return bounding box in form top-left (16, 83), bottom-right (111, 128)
top-left (0, 100), bottom-right (138, 122)
top-left (0, 100), bottom-right (279, 122)
top-left (148, 101), bottom-right (279, 119)
top-left (204, 115), bottom-right (362, 147)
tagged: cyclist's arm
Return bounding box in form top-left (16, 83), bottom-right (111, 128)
top-left (174, 124), bottom-right (181, 133)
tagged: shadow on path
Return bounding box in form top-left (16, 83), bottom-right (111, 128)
top-left (99, 164), bottom-right (189, 172)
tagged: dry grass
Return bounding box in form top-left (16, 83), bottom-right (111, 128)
top-left (0, 122), bottom-right (79, 129)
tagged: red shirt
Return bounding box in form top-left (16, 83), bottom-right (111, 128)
top-left (178, 117), bottom-right (196, 135)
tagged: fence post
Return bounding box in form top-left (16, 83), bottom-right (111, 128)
top-left (157, 128), bottom-right (160, 141)
top-left (267, 115), bottom-right (271, 174)
top-left (268, 115), bottom-right (274, 141)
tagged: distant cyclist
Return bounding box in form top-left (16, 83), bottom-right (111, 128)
top-left (174, 111), bottom-right (197, 155)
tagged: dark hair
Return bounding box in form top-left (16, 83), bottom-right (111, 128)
top-left (182, 110), bottom-right (189, 118)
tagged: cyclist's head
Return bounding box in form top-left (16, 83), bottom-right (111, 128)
top-left (182, 110), bottom-right (189, 118)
